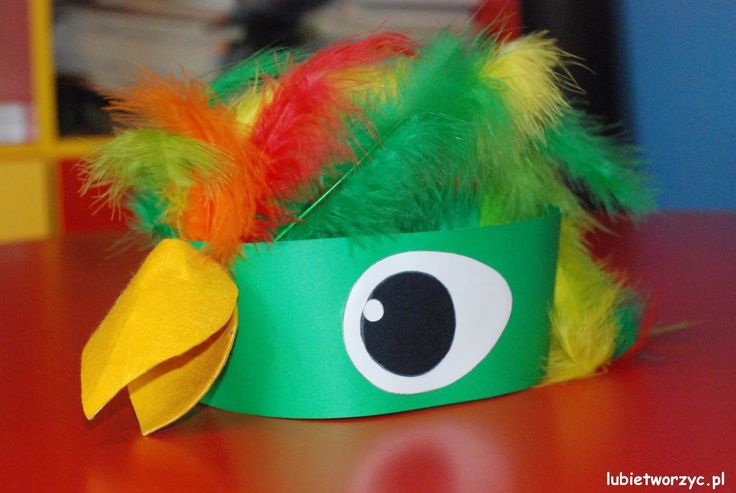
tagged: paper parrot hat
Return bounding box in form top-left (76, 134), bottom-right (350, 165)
top-left (80, 31), bottom-right (653, 434)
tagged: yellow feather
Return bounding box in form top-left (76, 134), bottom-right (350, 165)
top-left (234, 84), bottom-right (271, 126)
top-left (483, 32), bottom-right (575, 143)
top-left (544, 220), bottom-right (626, 383)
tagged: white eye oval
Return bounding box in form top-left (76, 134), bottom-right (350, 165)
top-left (343, 251), bottom-right (512, 394)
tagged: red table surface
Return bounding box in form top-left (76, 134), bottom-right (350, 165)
top-left (1, 212), bottom-right (734, 492)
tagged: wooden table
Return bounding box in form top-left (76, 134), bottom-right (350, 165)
top-left (1, 213), bottom-right (734, 492)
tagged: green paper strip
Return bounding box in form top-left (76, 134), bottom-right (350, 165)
top-left (202, 211), bottom-right (560, 418)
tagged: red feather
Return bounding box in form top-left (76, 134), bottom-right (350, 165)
top-left (103, 34), bottom-right (415, 264)
top-left (245, 32), bottom-right (416, 240)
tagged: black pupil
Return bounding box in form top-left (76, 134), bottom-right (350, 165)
top-left (361, 271), bottom-right (455, 376)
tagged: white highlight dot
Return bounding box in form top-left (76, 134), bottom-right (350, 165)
top-left (362, 299), bottom-right (384, 322)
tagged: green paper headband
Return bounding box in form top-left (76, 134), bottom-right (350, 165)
top-left (202, 210), bottom-right (560, 417)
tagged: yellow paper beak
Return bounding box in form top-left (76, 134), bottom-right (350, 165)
top-left (81, 239), bottom-right (238, 434)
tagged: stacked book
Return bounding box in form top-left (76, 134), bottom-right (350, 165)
top-left (54, 1), bottom-right (241, 91)
top-left (306, 0), bottom-right (477, 44)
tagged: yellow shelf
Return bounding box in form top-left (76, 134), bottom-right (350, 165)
top-left (0, 0), bottom-right (110, 162)
top-left (0, 1), bottom-right (107, 241)
top-left (30, 0), bottom-right (58, 148)
top-left (0, 136), bottom-right (110, 160)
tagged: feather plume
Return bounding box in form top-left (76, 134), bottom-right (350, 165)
top-left (481, 32), bottom-right (575, 144)
top-left (101, 70), bottom-right (265, 263)
top-left (544, 109), bottom-right (655, 218)
top-left (184, 33), bottom-right (416, 258)
top-left (210, 48), bottom-right (301, 103)
top-left (474, 33), bottom-right (651, 381)
top-left (544, 220), bottom-right (632, 382)
top-left (472, 125), bottom-right (633, 383)
top-left (284, 32), bottom-right (511, 240)
top-left (245, 32), bottom-right (417, 241)
top-left (82, 129), bottom-right (226, 212)
top-left (106, 70), bottom-right (240, 145)
top-left (235, 84), bottom-right (272, 126)
top-left (88, 34), bottom-right (414, 263)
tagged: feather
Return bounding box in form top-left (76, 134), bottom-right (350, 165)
top-left (210, 48), bottom-right (301, 103)
top-left (82, 129), bottom-right (226, 208)
top-left (106, 70), bottom-right (239, 146)
top-left (245, 32), bottom-right (417, 241)
top-left (185, 33), bottom-right (416, 258)
top-left (474, 33), bottom-right (652, 382)
top-left (102, 70), bottom-right (266, 264)
top-left (544, 220), bottom-right (632, 383)
top-left (473, 130), bottom-right (634, 383)
top-left (481, 32), bottom-right (575, 144)
top-left (479, 149), bottom-right (587, 225)
top-left (283, 32), bottom-right (511, 240)
top-left (612, 295), bottom-right (647, 359)
top-left (81, 129), bottom-right (227, 235)
top-left (91, 34), bottom-right (414, 263)
top-left (127, 193), bottom-right (176, 240)
top-left (544, 109), bottom-right (655, 218)
top-left (234, 84), bottom-right (272, 126)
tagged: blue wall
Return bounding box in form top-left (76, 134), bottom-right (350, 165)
top-left (616, 0), bottom-right (736, 209)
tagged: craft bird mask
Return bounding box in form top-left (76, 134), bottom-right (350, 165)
top-left (81, 31), bottom-right (653, 434)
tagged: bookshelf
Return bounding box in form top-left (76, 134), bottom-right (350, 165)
top-left (0, 0), bottom-right (239, 243)
top-left (0, 0), bottom-right (113, 243)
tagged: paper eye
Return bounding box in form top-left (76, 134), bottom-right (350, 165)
top-left (343, 251), bottom-right (512, 394)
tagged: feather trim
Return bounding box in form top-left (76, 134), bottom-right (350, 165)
top-left (482, 32), bottom-right (575, 144)
top-left (284, 32), bottom-right (510, 240)
top-left (544, 109), bottom-right (655, 218)
top-left (245, 32), bottom-right (417, 241)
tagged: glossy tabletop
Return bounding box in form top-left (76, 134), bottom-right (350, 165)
top-left (1, 213), bottom-right (734, 492)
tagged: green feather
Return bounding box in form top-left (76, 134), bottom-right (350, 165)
top-left (613, 295), bottom-right (645, 359)
top-left (479, 148), bottom-right (586, 225)
top-left (283, 32), bottom-right (511, 240)
top-left (544, 109), bottom-right (655, 218)
top-left (210, 48), bottom-right (305, 102)
top-left (82, 128), bottom-right (227, 233)
top-left (127, 193), bottom-right (176, 239)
